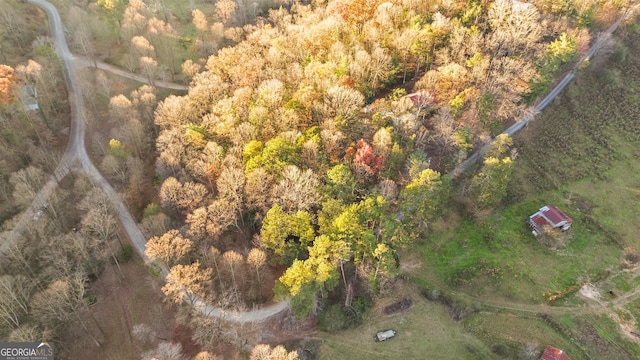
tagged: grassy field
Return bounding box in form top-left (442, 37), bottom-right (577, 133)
top-left (415, 23), bottom-right (640, 306)
top-left (318, 20), bottom-right (640, 360)
top-left (318, 284), bottom-right (492, 360)
top-left (418, 198), bottom-right (622, 303)
top-left (317, 282), bottom-right (587, 360)
top-left (463, 313), bottom-right (583, 359)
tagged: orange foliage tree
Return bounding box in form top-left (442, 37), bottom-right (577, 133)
top-left (330, 0), bottom-right (379, 33)
top-left (0, 65), bottom-right (18, 104)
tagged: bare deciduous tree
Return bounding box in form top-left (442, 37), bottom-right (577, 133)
top-left (377, 179), bottom-right (398, 204)
top-left (192, 9), bottom-right (212, 56)
top-left (181, 59), bottom-right (202, 80)
top-left (247, 248), bottom-right (266, 284)
top-left (205, 199), bottom-right (239, 238)
top-left (81, 208), bottom-right (118, 242)
top-left (109, 94), bottom-right (134, 125)
top-left (372, 127), bottom-right (393, 160)
top-left (146, 230), bottom-right (194, 266)
top-left (194, 351), bottom-right (220, 360)
top-left (30, 275), bottom-right (84, 333)
top-left (216, 0), bottom-right (237, 25)
top-left (79, 189), bottom-right (118, 242)
top-left (73, 23), bottom-right (97, 67)
top-left (131, 36), bottom-right (155, 58)
top-left (0, 275), bottom-right (32, 329)
top-left (320, 129), bottom-right (345, 162)
top-left (101, 154), bottom-right (128, 183)
top-left (141, 341), bottom-right (184, 360)
top-left (245, 167), bottom-right (274, 219)
top-left (320, 85), bottom-right (364, 133)
top-left (272, 165), bottom-right (320, 214)
top-left (139, 212), bottom-right (172, 239)
top-left (192, 9), bottom-right (208, 33)
top-left (8, 324), bottom-right (53, 342)
top-left (139, 56), bottom-right (159, 85)
top-left (9, 166), bottom-right (46, 209)
top-left (190, 315), bottom-right (224, 350)
top-left (250, 344), bottom-right (299, 360)
top-left (222, 250), bottom-right (244, 300)
top-left (185, 198), bottom-right (239, 242)
top-left (162, 262), bottom-right (213, 304)
top-left (159, 177), bottom-right (208, 215)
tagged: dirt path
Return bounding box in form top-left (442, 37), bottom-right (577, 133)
top-left (406, 265), bottom-right (588, 317)
top-left (17, 0), bottom-right (290, 323)
top-left (18, 0), bottom-right (640, 332)
top-left (73, 56), bottom-right (189, 91)
top-left (404, 253), bottom-right (640, 347)
top-left (0, 158), bottom-right (72, 260)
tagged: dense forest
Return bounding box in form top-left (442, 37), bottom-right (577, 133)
top-left (142, 0), bottom-right (626, 318)
top-left (0, 0), bottom-right (631, 356)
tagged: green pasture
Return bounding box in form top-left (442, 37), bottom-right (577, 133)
top-left (418, 198), bottom-right (622, 303)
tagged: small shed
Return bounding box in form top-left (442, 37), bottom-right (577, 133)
top-left (19, 85), bottom-right (38, 111)
top-left (528, 205), bottom-right (572, 235)
top-left (539, 346), bottom-right (571, 360)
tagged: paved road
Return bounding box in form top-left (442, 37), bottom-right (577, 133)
top-left (450, 14), bottom-right (626, 178)
top-left (9, 0), bottom-right (289, 323)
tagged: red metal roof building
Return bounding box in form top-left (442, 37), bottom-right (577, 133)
top-left (529, 205), bottom-right (573, 234)
top-left (539, 346), bottom-right (571, 360)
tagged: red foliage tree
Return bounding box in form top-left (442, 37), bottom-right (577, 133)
top-left (353, 139), bottom-right (383, 179)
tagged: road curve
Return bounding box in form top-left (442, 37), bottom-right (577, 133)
top-left (26, 0), bottom-right (288, 323)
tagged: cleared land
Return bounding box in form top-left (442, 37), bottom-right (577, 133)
top-left (318, 283), bottom-right (492, 360)
top-left (319, 20), bottom-right (640, 360)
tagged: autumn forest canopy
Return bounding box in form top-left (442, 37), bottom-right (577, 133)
top-left (138, 0), bottom-right (625, 317)
top-left (1, 0), bottom-right (637, 357)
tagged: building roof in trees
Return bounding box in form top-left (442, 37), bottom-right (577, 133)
top-left (539, 346), bottom-right (571, 360)
top-left (529, 205), bottom-right (572, 228)
top-left (20, 85), bottom-right (38, 111)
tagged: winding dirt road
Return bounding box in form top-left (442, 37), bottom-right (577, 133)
top-left (9, 0), bottom-right (639, 331)
top-left (2, 0), bottom-right (289, 323)
top-left (73, 56), bottom-right (189, 91)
